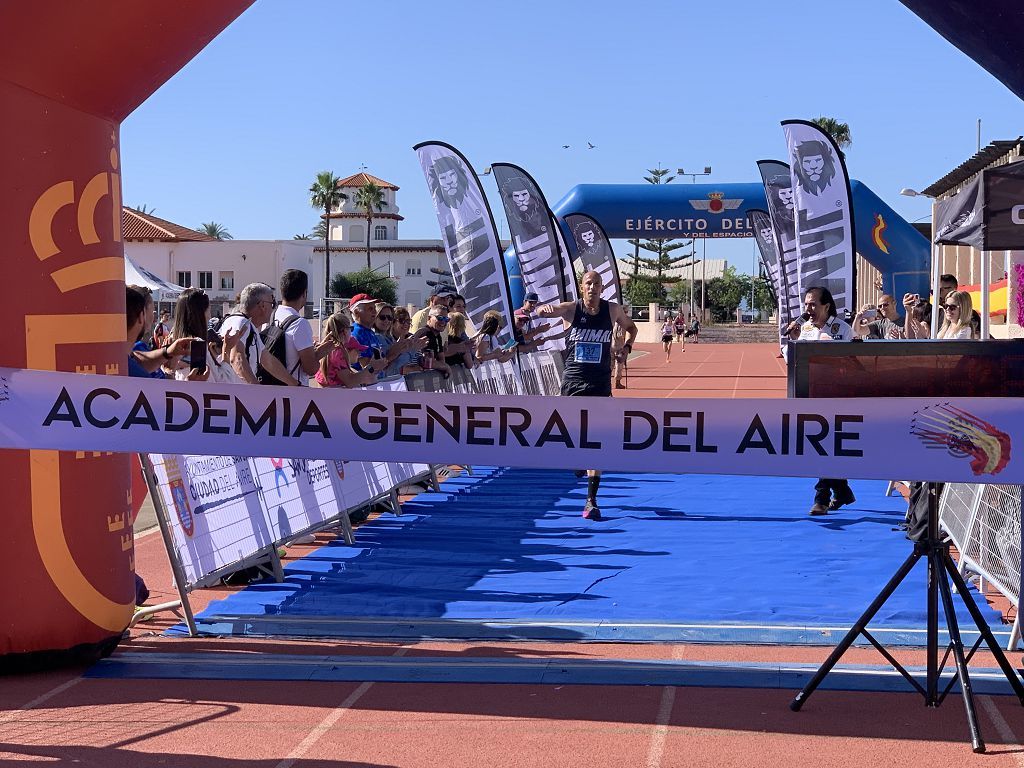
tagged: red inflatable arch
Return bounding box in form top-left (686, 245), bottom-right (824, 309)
top-left (0, 1), bottom-right (253, 666)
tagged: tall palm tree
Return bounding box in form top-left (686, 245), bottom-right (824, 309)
top-left (311, 220), bottom-right (328, 241)
top-left (199, 221), bottom-right (232, 240)
top-left (354, 181), bottom-right (386, 270)
top-left (811, 116), bottom-right (853, 150)
top-left (309, 171), bottom-right (347, 297)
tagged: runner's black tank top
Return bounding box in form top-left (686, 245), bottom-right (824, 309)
top-left (561, 299), bottom-right (613, 395)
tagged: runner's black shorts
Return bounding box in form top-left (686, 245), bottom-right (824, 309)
top-left (662, 335), bottom-right (673, 343)
top-left (560, 379), bottom-right (612, 398)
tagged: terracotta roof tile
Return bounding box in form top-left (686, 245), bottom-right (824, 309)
top-left (122, 208), bottom-right (217, 242)
top-left (336, 172), bottom-right (398, 190)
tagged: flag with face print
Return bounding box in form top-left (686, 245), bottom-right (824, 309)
top-left (414, 141), bottom-right (517, 345)
top-left (563, 213), bottom-right (622, 304)
top-left (757, 160), bottom-right (804, 324)
top-left (782, 120), bottom-right (857, 315)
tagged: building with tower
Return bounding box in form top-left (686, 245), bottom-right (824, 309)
top-left (124, 171), bottom-right (448, 315)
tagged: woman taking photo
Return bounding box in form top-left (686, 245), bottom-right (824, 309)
top-left (903, 289), bottom-right (976, 339)
top-left (167, 288), bottom-right (211, 381)
top-left (474, 310), bottom-right (516, 364)
top-left (445, 311), bottom-right (474, 370)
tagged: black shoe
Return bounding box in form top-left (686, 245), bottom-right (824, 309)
top-left (828, 493), bottom-right (856, 511)
top-left (810, 502), bottom-right (829, 516)
top-left (583, 501), bottom-right (602, 521)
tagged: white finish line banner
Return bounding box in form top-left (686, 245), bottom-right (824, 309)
top-left (0, 367), bottom-right (1019, 484)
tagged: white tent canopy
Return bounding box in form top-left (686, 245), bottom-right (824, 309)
top-left (124, 254), bottom-right (186, 301)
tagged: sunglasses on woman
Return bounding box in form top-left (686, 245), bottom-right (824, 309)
top-left (944, 304), bottom-right (960, 311)
top-left (378, 314), bottom-right (394, 321)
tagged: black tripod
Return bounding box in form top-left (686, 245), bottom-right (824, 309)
top-left (790, 483), bottom-right (1024, 752)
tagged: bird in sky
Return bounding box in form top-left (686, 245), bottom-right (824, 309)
top-left (562, 144), bottom-right (570, 149)
top-left (587, 142), bottom-right (596, 149)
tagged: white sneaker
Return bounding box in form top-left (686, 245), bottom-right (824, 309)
top-left (291, 533), bottom-right (316, 545)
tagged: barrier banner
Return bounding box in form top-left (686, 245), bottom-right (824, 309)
top-left (151, 454), bottom-right (270, 586)
top-left (2, 367), bottom-right (1021, 484)
top-left (251, 456), bottom-right (344, 541)
top-left (782, 120), bottom-right (857, 314)
top-left (757, 160), bottom-right (803, 324)
top-left (147, 378), bottom-right (429, 586)
top-left (564, 213), bottom-right (623, 303)
top-left (414, 142), bottom-right (516, 346)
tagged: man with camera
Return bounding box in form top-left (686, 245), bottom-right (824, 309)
top-left (785, 286), bottom-right (855, 515)
top-left (852, 294), bottom-right (903, 339)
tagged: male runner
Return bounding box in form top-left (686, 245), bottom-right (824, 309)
top-left (537, 270), bottom-right (637, 520)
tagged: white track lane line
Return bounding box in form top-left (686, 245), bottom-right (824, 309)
top-left (978, 695), bottom-right (1024, 765)
top-left (646, 645), bottom-right (686, 768)
top-left (275, 647), bottom-right (409, 768)
top-left (0, 677), bottom-right (82, 724)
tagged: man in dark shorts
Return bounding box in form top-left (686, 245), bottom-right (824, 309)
top-left (537, 271), bottom-right (637, 520)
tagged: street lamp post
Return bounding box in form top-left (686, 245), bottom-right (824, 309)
top-left (678, 167), bottom-right (712, 320)
top-left (677, 166), bottom-right (712, 184)
top-left (901, 187), bottom-right (941, 336)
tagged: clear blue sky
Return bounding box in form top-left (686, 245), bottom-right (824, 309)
top-left (121, 0), bottom-right (1024, 274)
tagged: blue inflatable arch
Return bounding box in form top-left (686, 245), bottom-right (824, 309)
top-left (504, 181), bottom-right (929, 306)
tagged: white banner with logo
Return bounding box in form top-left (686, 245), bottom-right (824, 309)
top-left (2, 367), bottom-right (1020, 484)
top-left (145, 378), bottom-right (430, 587)
top-left (782, 120), bottom-right (857, 314)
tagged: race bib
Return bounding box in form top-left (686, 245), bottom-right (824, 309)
top-left (574, 342), bottom-right (603, 364)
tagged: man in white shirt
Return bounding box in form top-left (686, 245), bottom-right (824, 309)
top-left (219, 282), bottom-right (275, 384)
top-left (784, 286), bottom-right (855, 515)
top-left (267, 269), bottom-right (335, 386)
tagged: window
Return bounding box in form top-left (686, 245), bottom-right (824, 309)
top-left (219, 271), bottom-right (234, 291)
top-left (405, 259), bottom-right (422, 276)
top-left (374, 225), bottom-right (387, 241)
top-left (349, 224), bottom-right (363, 243)
top-left (406, 291), bottom-right (421, 308)
top-left (176, 271), bottom-right (192, 288)
top-left (198, 271), bottom-right (213, 290)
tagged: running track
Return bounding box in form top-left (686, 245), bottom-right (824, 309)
top-left (3, 342), bottom-right (1022, 767)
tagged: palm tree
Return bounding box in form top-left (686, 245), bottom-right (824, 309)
top-left (811, 117), bottom-right (852, 150)
top-left (311, 220), bottom-right (328, 241)
top-left (293, 233), bottom-right (312, 240)
top-left (199, 221), bottom-right (232, 240)
top-left (309, 171), bottom-right (348, 297)
top-left (354, 181), bottom-right (386, 270)
top-left (134, 204), bottom-right (156, 215)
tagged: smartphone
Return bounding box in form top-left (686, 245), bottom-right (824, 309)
top-left (501, 338), bottom-right (519, 351)
top-left (189, 338), bottom-right (207, 372)
top-left (862, 308), bottom-right (878, 320)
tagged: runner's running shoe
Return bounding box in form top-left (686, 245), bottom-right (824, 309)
top-left (583, 501), bottom-right (602, 521)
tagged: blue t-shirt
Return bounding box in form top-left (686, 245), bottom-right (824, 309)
top-left (131, 341), bottom-right (165, 379)
top-left (351, 323), bottom-right (382, 372)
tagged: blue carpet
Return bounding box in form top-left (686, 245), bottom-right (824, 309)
top-left (175, 467), bottom-right (1006, 644)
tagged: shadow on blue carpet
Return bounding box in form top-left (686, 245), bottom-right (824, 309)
top-left (176, 467), bottom-right (1005, 645)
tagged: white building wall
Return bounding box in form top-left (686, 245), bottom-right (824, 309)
top-left (126, 238), bottom-right (445, 313)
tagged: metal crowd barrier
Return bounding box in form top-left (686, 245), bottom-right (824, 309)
top-left (939, 483), bottom-right (1022, 649)
top-left (403, 350), bottom-right (564, 397)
